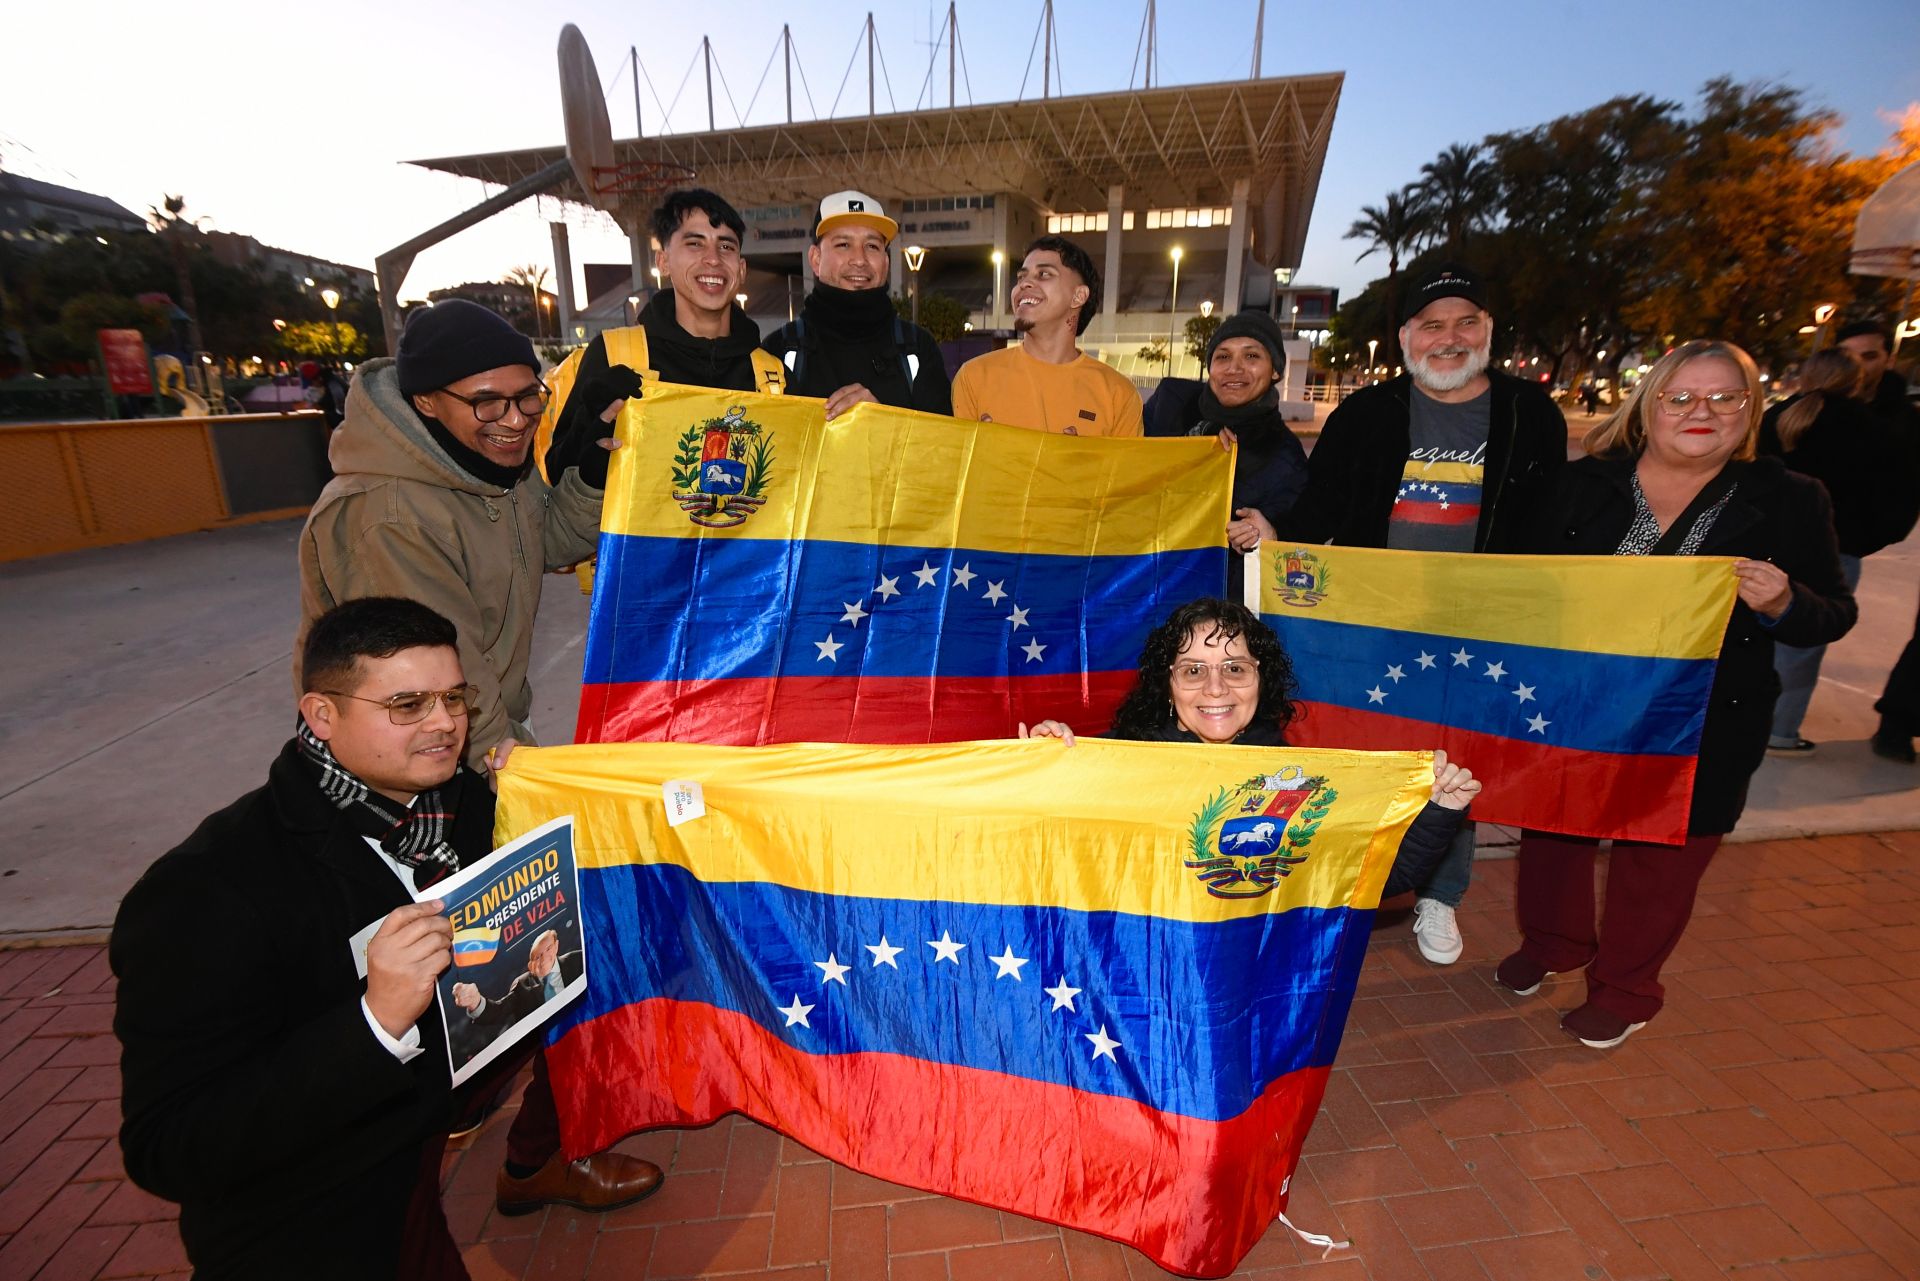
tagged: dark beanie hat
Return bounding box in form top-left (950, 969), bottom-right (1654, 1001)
top-left (1206, 310), bottom-right (1287, 376)
top-left (395, 300), bottom-right (538, 396)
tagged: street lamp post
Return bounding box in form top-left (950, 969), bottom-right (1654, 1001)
top-left (1168, 246), bottom-right (1184, 376)
top-left (1367, 338), bottom-right (1378, 382)
top-left (903, 245), bottom-right (927, 327)
top-left (1290, 304), bottom-right (1300, 337)
top-left (320, 288), bottom-right (341, 361)
top-left (1271, 266), bottom-right (1292, 320)
top-left (990, 250), bottom-right (1005, 331)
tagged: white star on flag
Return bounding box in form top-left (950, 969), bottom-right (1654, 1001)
top-left (1526, 713), bottom-right (1551, 735)
top-left (1416, 651), bottom-right (1437, 670)
top-left (1006, 605), bottom-right (1030, 630)
top-left (815, 634), bottom-right (843, 663)
top-left (1022, 638), bottom-right (1047, 663)
top-left (927, 931), bottom-right (967, 963)
top-left (1044, 978), bottom-right (1081, 1012)
top-left (1484, 661), bottom-right (1507, 682)
top-left (1385, 664), bottom-right (1406, 683)
top-left (873, 575), bottom-right (900, 601)
top-left (951, 563), bottom-right (976, 590)
top-left (1086, 1025), bottom-right (1121, 1061)
top-left (1366, 685), bottom-right (1388, 704)
top-left (988, 946), bottom-right (1029, 980)
top-left (778, 996), bottom-right (815, 1028)
top-left (865, 937), bottom-right (903, 968)
top-left (1452, 647), bottom-right (1474, 667)
top-left (913, 562), bottom-right (940, 588)
top-left (839, 601), bottom-right (868, 626)
top-left (1514, 683), bottom-right (1536, 704)
top-left (983, 580), bottom-right (1007, 605)
top-left (814, 953), bottom-right (850, 985)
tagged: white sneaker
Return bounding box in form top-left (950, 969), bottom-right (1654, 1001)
top-left (1412, 898), bottom-right (1463, 965)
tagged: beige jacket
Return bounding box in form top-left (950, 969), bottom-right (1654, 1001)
top-left (297, 358), bottom-right (602, 768)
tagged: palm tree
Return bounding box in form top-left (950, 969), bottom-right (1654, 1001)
top-left (504, 264), bottom-right (551, 338)
top-left (148, 194), bottom-right (205, 354)
top-left (1417, 143), bottom-right (1494, 254)
top-left (1344, 188), bottom-right (1430, 361)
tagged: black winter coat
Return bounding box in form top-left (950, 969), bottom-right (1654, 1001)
top-left (1284, 371), bottom-right (1567, 552)
top-left (1529, 456), bottom-right (1857, 835)
top-left (111, 742), bottom-right (498, 1279)
top-left (761, 289), bottom-right (952, 414)
top-left (1758, 393), bottom-right (1920, 557)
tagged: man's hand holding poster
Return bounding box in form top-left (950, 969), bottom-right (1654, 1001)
top-left (420, 815), bottom-right (585, 1086)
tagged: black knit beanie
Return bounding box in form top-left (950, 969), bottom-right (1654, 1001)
top-left (395, 300), bottom-right (538, 396)
top-left (1206, 311), bottom-right (1286, 376)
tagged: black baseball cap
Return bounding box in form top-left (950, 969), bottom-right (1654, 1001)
top-left (1401, 262), bottom-right (1488, 326)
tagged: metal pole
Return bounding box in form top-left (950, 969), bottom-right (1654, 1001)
top-left (1145, 0), bottom-right (1156, 88)
top-left (867, 13), bottom-right (876, 116)
top-left (1251, 0), bottom-right (1264, 77)
top-left (948, 2), bottom-right (957, 107)
top-left (1043, 0), bottom-right (1052, 98)
top-left (631, 46), bottom-right (643, 136)
top-left (783, 24), bottom-right (793, 123)
top-left (1167, 256), bottom-right (1181, 376)
top-left (704, 36), bottom-right (714, 131)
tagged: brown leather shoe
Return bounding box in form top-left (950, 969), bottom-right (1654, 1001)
top-left (496, 1150), bottom-right (664, 1216)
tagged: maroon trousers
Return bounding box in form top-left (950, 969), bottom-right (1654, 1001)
top-left (1515, 830), bottom-right (1722, 1022)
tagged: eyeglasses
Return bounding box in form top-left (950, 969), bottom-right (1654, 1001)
top-left (437, 382), bottom-right (549, 424)
top-left (324, 684), bottom-right (478, 725)
top-left (1170, 659), bottom-right (1260, 689)
top-left (1656, 390), bottom-right (1748, 417)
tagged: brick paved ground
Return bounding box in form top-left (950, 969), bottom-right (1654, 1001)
top-left (3, 831), bottom-right (1916, 1280)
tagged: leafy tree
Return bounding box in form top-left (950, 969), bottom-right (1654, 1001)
top-left (1343, 188), bottom-right (1430, 362)
top-left (279, 319), bottom-right (367, 360)
top-left (1417, 143), bottom-right (1495, 254)
top-left (504, 264), bottom-right (551, 337)
top-left (1184, 312), bottom-right (1222, 364)
top-left (892, 290), bottom-right (970, 344)
top-left (1134, 337), bottom-right (1170, 367)
top-left (148, 195), bottom-right (205, 353)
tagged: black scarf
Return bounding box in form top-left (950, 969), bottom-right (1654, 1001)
top-left (1194, 385), bottom-right (1282, 431)
top-left (802, 281), bottom-right (897, 337)
top-left (416, 412), bottom-right (529, 491)
top-left (294, 721), bottom-right (463, 889)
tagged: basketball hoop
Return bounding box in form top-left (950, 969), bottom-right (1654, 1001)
top-left (559, 25), bottom-right (696, 217)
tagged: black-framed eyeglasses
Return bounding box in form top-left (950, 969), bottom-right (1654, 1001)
top-left (437, 382), bottom-right (549, 424)
top-left (324, 684), bottom-right (478, 725)
top-left (1656, 390), bottom-right (1748, 417)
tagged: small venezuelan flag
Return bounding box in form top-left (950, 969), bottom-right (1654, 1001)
top-left (1255, 544), bottom-right (1738, 844)
top-left (497, 739), bottom-right (1431, 1278)
top-left (576, 385), bottom-right (1231, 746)
top-left (450, 926), bottom-right (501, 968)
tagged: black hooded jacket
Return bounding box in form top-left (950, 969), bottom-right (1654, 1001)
top-left (762, 282), bottom-right (952, 413)
top-left (574, 289), bottom-right (768, 393)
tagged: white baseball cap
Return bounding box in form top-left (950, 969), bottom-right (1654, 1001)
top-left (814, 190), bottom-right (898, 242)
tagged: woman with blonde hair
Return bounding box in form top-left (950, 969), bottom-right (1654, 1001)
top-left (1757, 347), bottom-right (1920, 753)
top-left (1497, 339), bottom-right (1856, 1048)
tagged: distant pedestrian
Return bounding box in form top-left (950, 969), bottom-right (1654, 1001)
top-left (1582, 382), bottom-right (1601, 416)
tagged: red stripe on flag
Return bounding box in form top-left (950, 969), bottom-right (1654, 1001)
top-left (1291, 702), bottom-right (1695, 844)
top-left (1390, 503), bottom-right (1479, 526)
top-left (547, 996), bottom-right (1326, 1278)
top-left (577, 672), bottom-right (1140, 745)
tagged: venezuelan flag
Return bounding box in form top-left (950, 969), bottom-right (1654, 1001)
top-left (496, 739), bottom-right (1430, 1278)
top-left (1256, 545), bottom-right (1738, 844)
top-left (577, 385), bottom-right (1230, 745)
top-left (450, 925), bottom-right (501, 968)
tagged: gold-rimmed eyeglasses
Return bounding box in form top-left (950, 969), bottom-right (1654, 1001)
top-left (324, 684), bottom-right (478, 725)
top-left (1170, 659), bottom-right (1260, 689)
top-left (1655, 389), bottom-right (1748, 417)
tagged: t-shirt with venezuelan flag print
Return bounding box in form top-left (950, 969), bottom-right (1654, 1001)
top-left (1386, 386), bottom-right (1489, 551)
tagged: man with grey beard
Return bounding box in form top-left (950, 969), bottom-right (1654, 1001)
top-left (1280, 261), bottom-right (1566, 965)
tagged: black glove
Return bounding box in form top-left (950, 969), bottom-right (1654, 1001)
top-left (548, 363), bottom-right (642, 488)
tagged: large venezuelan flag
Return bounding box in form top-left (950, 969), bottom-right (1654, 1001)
top-left (496, 738), bottom-right (1431, 1278)
top-left (1255, 544), bottom-right (1738, 844)
top-left (576, 385), bottom-right (1230, 745)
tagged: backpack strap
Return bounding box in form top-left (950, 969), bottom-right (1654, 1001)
top-left (535, 326), bottom-right (657, 483)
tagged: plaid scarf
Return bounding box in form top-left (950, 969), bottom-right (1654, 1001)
top-left (295, 721), bottom-right (463, 889)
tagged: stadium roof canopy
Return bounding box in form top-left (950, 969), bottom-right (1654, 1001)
top-left (408, 72), bottom-right (1343, 270)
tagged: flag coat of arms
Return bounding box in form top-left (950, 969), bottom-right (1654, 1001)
top-left (576, 385), bottom-right (1231, 746)
top-left (1254, 544), bottom-right (1738, 843)
top-left (496, 738), bottom-right (1431, 1278)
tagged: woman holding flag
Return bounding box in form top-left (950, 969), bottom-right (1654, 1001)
top-left (1498, 339), bottom-right (1857, 1049)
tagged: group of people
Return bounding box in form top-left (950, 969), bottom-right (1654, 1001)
top-left (106, 177), bottom-right (1912, 1277)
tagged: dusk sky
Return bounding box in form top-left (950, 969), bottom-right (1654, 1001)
top-left (5, 0), bottom-right (1916, 309)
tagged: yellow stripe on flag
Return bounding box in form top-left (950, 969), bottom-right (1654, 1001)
top-left (600, 384), bottom-right (1231, 557)
top-left (1259, 544), bottom-right (1737, 659)
top-left (495, 739), bottom-right (1432, 923)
